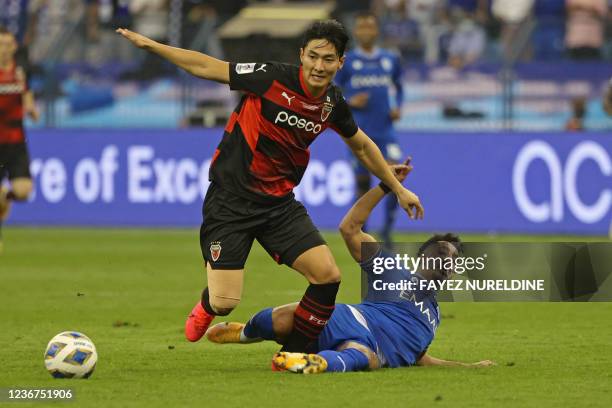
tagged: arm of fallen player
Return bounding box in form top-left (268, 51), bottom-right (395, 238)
top-left (416, 353), bottom-right (496, 367)
top-left (340, 159), bottom-right (412, 262)
top-left (115, 28), bottom-right (230, 83)
top-left (344, 130), bottom-right (424, 219)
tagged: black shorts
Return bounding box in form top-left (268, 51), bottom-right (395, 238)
top-left (200, 183), bottom-right (326, 269)
top-left (0, 143), bottom-right (31, 181)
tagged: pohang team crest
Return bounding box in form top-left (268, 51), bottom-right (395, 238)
top-left (210, 242), bottom-right (222, 262)
top-left (321, 96), bottom-right (333, 122)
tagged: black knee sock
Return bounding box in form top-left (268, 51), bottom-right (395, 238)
top-left (200, 287), bottom-right (217, 316)
top-left (281, 282), bottom-right (340, 352)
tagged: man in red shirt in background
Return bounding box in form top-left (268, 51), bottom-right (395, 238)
top-left (0, 26), bottom-right (39, 252)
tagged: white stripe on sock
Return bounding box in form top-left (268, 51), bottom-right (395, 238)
top-left (337, 355), bottom-right (347, 372)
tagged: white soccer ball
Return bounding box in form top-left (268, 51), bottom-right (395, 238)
top-left (44, 331), bottom-right (97, 379)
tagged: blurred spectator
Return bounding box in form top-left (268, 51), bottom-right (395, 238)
top-left (181, 0), bottom-right (247, 57)
top-left (565, 97), bottom-right (587, 131)
top-left (447, 7), bottom-right (485, 68)
top-left (565, 0), bottom-right (608, 60)
top-left (130, 0), bottom-right (168, 43)
top-left (334, 0), bottom-right (372, 32)
top-left (0, 0), bottom-right (35, 66)
top-left (27, 0), bottom-right (87, 63)
top-left (375, 0), bottom-right (422, 60)
top-left (0, 0), bottom-right (30, 44)
top-left (85, 0), bottom-right (134, 65)
top-left (406, 0), bottom-right (450, 64)
top-left (119, 0), bottom-right (171, 79)
top-left (447, 0), bottom-right (489, 23)
top-left (492, 0), bottom-right (534, 61)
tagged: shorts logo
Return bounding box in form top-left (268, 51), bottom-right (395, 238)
top-left (321, 96), bottom-right (333, 122)
top-left (210, 242), bottom-right (222, 262)
top-left (235, 63), bottom-right (256, 74)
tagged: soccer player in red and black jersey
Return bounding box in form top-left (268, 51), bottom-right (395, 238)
top-left (0, 26), bottom-right (39, 251)
top-left (117, 20), bottom-right (424, 354)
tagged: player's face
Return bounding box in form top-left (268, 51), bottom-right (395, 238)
top-left (300, 39), bottom-right (345, 92)
top-left (353, 17), bottom-right (378, 49)
top-left (421, 241), bottom-right (460, 281)
top-left (0, 33), bottom-right (17, 64)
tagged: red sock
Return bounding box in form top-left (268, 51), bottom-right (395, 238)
top-left (281, 282), bottom-right (339, 352)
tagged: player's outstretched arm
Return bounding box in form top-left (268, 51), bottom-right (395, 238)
top-left (340, 159), bottom-right (412, 262)
top-left (116, 28), bottom-right (229, 83)
top-left (344, 129), bottom-right (424, 220)
top-left (416, 353), bottom-right (496, 368)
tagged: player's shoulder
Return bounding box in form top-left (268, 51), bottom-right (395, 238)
top-left (327, 82), bottom-right (348, 103)
top-left (344, 49), bottom-right (359, 60)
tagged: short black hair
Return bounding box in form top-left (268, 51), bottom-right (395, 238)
top-left (301, 19), bottom-right (349, 57)
top-left (418, 233), bottom-right (463, 257)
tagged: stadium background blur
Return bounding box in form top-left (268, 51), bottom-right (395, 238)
top-left (2, 0), bottom-right (612, 235)
top-left (2, 2), bottom-right (612, 407)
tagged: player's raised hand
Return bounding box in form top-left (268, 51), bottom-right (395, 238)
top-left (396, 187), bottom-right (424, 220)
top-left (116, 28), bottom-right (154, 49)
top-left (391, 157), bottom-right (413, 183)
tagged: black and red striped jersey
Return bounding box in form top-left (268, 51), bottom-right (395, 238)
top-left (210, 61), bottom-right (358, 203)
top-left (0, 61), bottom-right (26, 144)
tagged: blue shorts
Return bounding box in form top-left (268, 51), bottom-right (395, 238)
top-left (317, 304), bottom-right (378, 353)
top-left (352, 140), bottom-right (403, 177)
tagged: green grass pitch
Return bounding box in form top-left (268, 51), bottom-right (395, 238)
top-left (1, 228), bottom-right (611, 407)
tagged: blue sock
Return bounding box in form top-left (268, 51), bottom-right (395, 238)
top-left (318, 349), bottom-right (370, 372)
top-left (242, 308), bottom-right (275, 340)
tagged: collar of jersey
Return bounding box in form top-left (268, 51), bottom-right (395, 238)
top-left (299, 65), bottom-right (328, 100)
top-left (355, 46), bottom-right (382, 59)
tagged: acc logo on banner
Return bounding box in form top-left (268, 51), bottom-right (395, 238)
top-left (513, 140), bottom-right (611, 224)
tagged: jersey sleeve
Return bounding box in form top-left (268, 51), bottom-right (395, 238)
top-left (228, 62), bottom-right (284, 96)
top-left (329, 92), bottom-right (358, 138)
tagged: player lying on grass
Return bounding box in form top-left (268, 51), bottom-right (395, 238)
top-left (206, 159), bottom-right (495, 373)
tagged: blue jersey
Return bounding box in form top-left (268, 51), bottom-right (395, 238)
top-left (334, 47), bottom-right (404, 144)
top-left (357, 248), bottom-right (440, 368)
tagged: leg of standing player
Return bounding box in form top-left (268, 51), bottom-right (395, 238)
top-left (0, 144), bottom-right (34, 251)
top-left (185, 184), bottom-right (256, 342)
top-left (253, 198), bottom-right (342, 353)
top-left (281, 244), bottom-right (341, 351)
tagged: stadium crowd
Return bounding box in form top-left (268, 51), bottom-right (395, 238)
top-left (1, 0), bottom-right (610, 67)
top-left (0, 0), bottom-right (610, 131)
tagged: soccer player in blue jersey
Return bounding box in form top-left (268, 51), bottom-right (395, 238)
top-left (206, 160), bottom-right (494, 373)
top-left (334, 12), bottom-right (405, 246)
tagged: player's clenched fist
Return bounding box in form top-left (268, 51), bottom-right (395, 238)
top-left (116, 28), bottom-right (154, 50)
